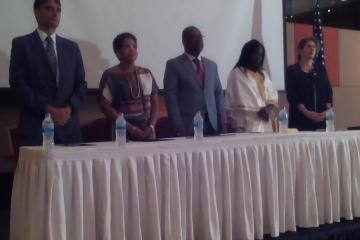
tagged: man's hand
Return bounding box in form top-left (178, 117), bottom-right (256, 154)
top-left (175, 124), bottom-right (185, 137)
top-left (45, 105), bottom-right (72, 126)
top-left (217, 122), bottom-right (227, 134)
top-left (61, 106), bottom-right (72, 119)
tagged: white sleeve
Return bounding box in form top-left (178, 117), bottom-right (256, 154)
top-left (102, 83), bottom-right (113, 102)
top-left (263, 71), bottom-right (278, 105)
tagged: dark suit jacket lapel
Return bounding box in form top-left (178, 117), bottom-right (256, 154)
top-left (180, 53), bottom-right (202, 89)
top-left (56, 35), bottom-right (64, 87)
top-left (202, 57), bottom-right (210, 92)
top-left (30, 31), bottom-right (53, 74)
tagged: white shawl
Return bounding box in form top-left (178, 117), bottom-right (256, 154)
top-left (225, 67), bottom-right (278, 133)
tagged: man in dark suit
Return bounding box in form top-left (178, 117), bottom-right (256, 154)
top-left (164, 26), bottom-right (225, 136)
top-left (9, 0), bottom-right (87, 146)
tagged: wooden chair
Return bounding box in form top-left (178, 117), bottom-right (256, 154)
top-left (155, 116), bottom-right (176, 138)
top-left (6, 126), bottom-right (19, 162)
top-left (81, 117), bottom-right (112, 142)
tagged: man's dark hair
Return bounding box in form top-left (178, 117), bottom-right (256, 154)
top-left (33, 0), bottom-right (61, 10)
top-left (112, 32), bottom-right (137, 54)
top-left (181, 26), bottom-right (203, 56)
top-left (235, 39), bottom-right (265, 71)
top-left (182, 26), bottom-right (197, 43)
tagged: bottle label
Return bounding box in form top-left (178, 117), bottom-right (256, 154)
top-left (194, 121), bottom-right (203, 128)
top-left (278, 114), bottom-right (288, 122)
top-left (43, 124), bottom-right (54, 133)
top-left (116, 123), bottom-right (126, 130)
top-left (326, 115), bottom-right (334, 121)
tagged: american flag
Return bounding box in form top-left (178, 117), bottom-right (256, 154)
top-left (313, 0), bottom-right (326, 66)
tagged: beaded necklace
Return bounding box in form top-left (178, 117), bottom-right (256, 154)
top-left (128, 69), bottom-right (141, 99)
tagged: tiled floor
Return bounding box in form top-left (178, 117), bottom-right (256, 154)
top-left (264, 218), bottom-right (360, 240)
top-left (3, 215), bottom-right (360, 240)
top-left (0, 172), bottom-right (12, 240)
top-left (0, 211), bottom-right (9, 240)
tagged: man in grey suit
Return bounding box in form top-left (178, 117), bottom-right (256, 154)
top-left (164, 26), bottom-right (225, 136)
top-left (9, 0), bottom-right (87, 146)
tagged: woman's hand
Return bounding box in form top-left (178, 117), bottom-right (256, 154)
top-left (144, 125), bottom-right (156, 140)
top-left (131, 126), bottom-right (147, 140)
top-left (304, 110), bottom-right (325, 122)
top-left (298, 104), bottom-right (325, 123)
top-left (258, 104), bottom-right (276, 122)
top-left (258, 107), bottom-right (270, 122)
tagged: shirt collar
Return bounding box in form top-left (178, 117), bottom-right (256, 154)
top-left (185, 52), bottom-right (202, 62)
top-left (37, 28), bottom-right (57, 45)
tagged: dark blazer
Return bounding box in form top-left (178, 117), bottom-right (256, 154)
top-left (9, 31), bottom-right (87, 146)
top-left (286, 63), bottom-right (332, 131)
top-left (164, 53), bottom-right (225, 136)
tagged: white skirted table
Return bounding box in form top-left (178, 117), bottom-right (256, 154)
top-left (10, 131), bottom-right (360, 240)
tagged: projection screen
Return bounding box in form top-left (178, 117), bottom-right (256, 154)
top-left (0, 0), bottom-right (284, 90)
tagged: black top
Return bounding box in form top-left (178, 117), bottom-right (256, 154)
top-left (285, 63), bottom-right (333, 131)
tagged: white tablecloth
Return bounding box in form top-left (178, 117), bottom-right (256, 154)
top-left (10, 131), bottom-right (360, 240)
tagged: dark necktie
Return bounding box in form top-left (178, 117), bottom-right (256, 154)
top-left (45, 36), bottom-right (58, 76)
top-left (193, 58), bottom-right (205, 87)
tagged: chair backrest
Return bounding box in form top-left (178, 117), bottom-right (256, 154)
top-left (81, 118), bottom-right (112, 142)
top-left (6, 126), bottom-right (19, 161)
top-left (155, 116), bottom-right (176, 138)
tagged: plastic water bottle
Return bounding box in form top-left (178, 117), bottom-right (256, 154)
top-left (115, 113), bottom-right (127, 146)
top-left (325, 108), bottom-right (335, 132)
top-left (42, 113), bottom-right (54, 150)
top-left (193, 111), bottom-right (204, 141)
top-left (278, 107), bottom-right (288, 133)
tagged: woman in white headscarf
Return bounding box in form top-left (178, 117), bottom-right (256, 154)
top-left (225, 39), bottom-right (278, 133)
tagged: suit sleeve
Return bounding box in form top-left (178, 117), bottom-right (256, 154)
top-left (163, 61), bottom-right (183, 127)
top-left (67, 44), bottom-right (87, 113)
top-left (9, 38), bottom-right (50, 113)
top-left (214, 64), bottom-right (225, 123)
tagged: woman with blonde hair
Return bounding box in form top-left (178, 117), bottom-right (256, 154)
top-left (286, 37), bottom-right (332, 131)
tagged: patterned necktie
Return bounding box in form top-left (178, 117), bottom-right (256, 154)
top-left (45, 36), bottom-right (58, 76)
top-left (193, 58), bottom-right (205, 87)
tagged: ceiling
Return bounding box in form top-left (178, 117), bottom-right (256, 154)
top-left (284, 0), bottom-right (360, 30)
top-left (286, 0), bottom-right (358, 14)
